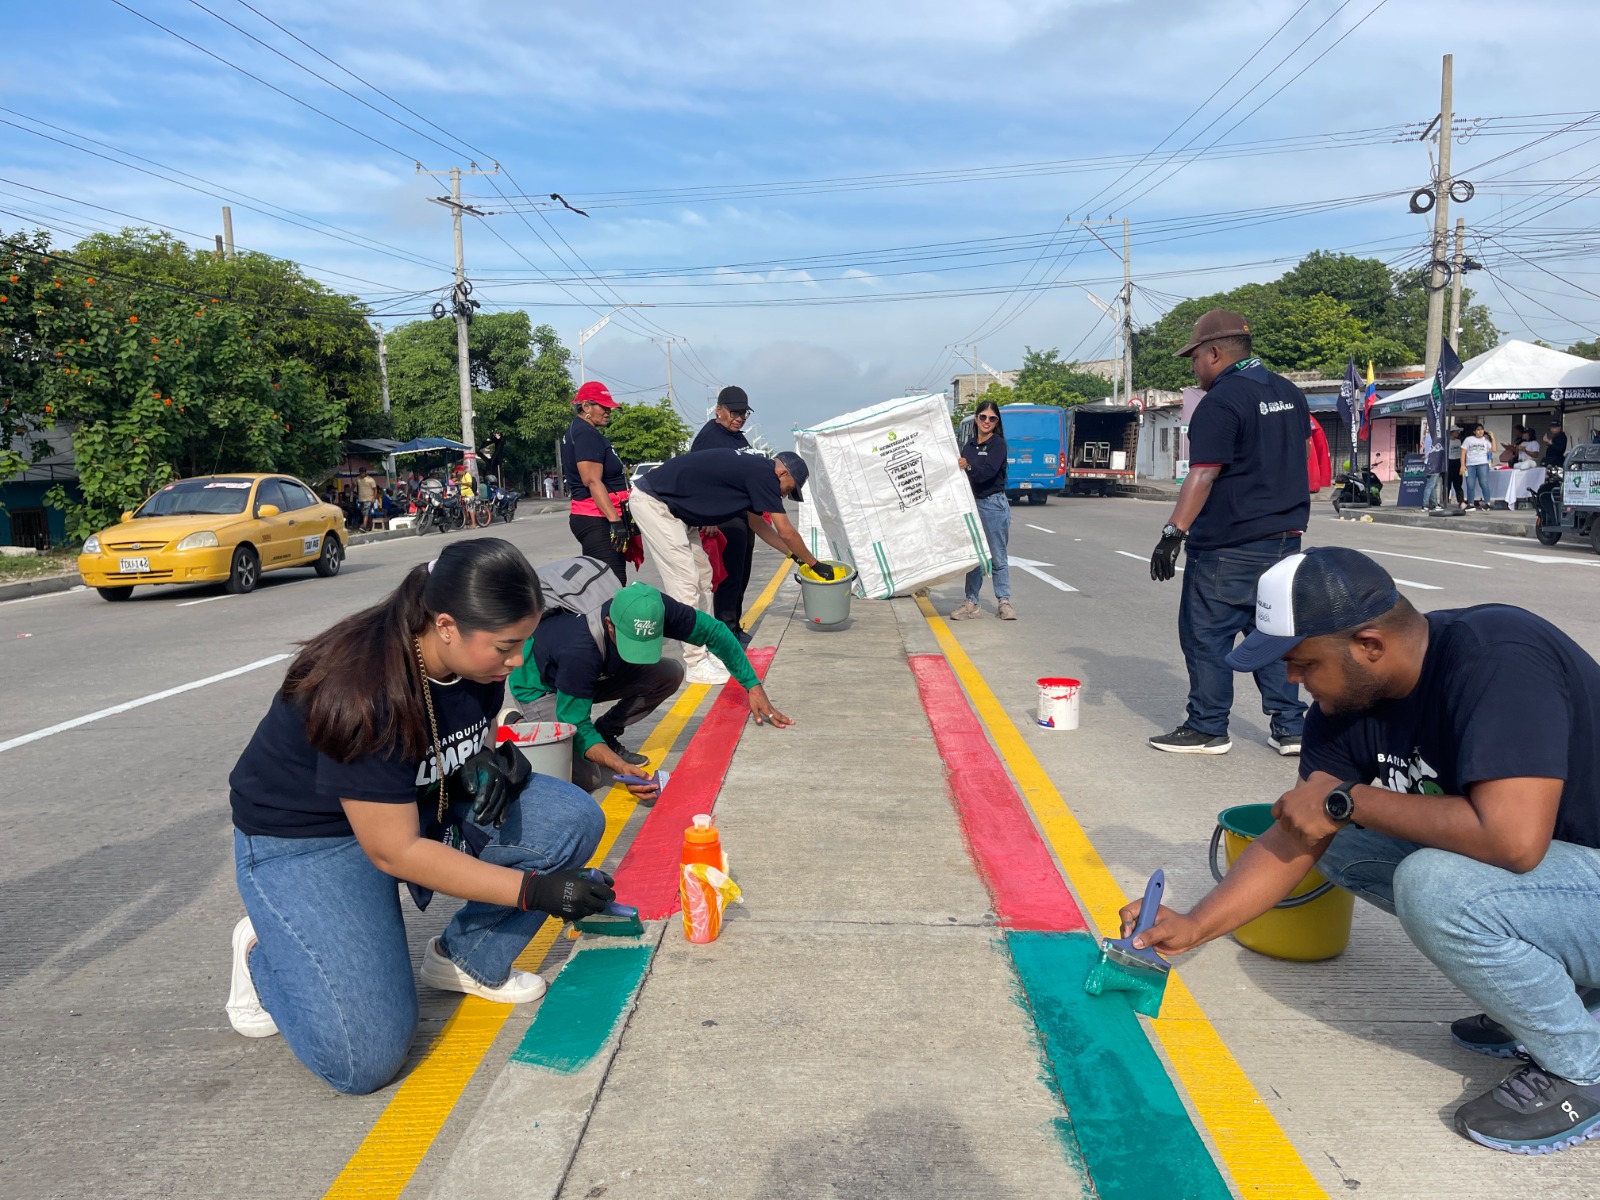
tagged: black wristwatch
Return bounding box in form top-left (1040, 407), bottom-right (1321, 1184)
top-left (1160, 523), bottom-right (1186, 541)
top-left (1324, 780), bottom-right (1360, 825)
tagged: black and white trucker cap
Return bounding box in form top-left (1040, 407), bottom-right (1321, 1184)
top-left (1225, 547), bottom-right (1401, 672)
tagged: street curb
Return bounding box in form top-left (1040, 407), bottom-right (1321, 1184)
top-left (1332, 508), bottom-right (1535, 538)
top-left (0, 573), bottom-right (83, 603)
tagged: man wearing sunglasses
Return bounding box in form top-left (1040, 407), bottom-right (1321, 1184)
top-left (691, 386), bottom-right (765, 644)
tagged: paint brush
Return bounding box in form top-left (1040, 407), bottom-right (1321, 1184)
top-left (1083, 869), bottom-right (1171, 1018)
top-left (571, 868), bottom-right (643, 937)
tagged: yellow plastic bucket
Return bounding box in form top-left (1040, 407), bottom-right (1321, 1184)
top-left (1209, 804), bottom-right (1355, 961)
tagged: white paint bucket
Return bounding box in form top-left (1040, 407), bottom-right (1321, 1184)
top-left (499, 721), bottom-right (576, 780)
top-left (1036, 677), bottom-right (1081, 730)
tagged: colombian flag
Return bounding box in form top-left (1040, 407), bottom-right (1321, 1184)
top-left (1357, 361), bottom-right (1378, 441)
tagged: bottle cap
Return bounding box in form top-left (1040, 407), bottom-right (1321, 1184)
top-left (684, 814), bottom-right (719, 843)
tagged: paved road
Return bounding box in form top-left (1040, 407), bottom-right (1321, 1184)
top-left (5, 497), bottom-right (1598, 1197)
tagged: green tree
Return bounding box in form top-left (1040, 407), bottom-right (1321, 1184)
top-left (0, 228), bottom-right (57, 486)
top-left (1566, 340), bottom-right (1600, 361)
top-left (604, 398), bottom-right (691, 463)
top-left (1011, 346), bottom-right (1114, 408)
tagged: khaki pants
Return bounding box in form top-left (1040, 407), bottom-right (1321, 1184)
top-left (629, 489), bottom-right (713, 670)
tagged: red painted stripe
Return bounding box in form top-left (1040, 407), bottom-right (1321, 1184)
top-left (908, 654), bottom-right (1087, 933)
top-left (611, 649), bottom-right (774, 920)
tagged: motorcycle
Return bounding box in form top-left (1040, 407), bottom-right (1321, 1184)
top-left (1330, 467), bottom-right (1384, 513)
top-left (491, 486), bottom-right (519, 523)
top-left (414, 488), bottom-right (462, 535)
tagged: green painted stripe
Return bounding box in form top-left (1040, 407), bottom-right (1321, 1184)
top-left (510, 945), bottom-right (652, 1074)
top-left (872, 541), bottom-right (895, 598)
top-left (1006, 931), bottom-right (1232, 1200)
top-left (963, 512), bottom-right (992, 573)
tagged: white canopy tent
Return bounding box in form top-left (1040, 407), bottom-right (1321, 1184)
top-left (1372, 340), bottom-right (1595, 418)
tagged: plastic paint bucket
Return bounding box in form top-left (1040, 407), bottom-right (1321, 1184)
top-left (794, 560), bottom-right (857, 626)
top-left (1035, 677), bottom-right (1081, 730)
top-left (1210, 803), bottom-right (1354, 961)
top-left (499, 721), bottom-right (576, 781)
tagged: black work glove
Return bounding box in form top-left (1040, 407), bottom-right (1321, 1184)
top-left (609, 519), bottom-right (630, 553)
top-left (518, 867), bottom-right (615, 917)
top-left (808, 561), bottom-right (837, 581)
top-left (1150, 529), bottom-right (1185, 583)
top-left (462, 744), bottom-right (532, 829)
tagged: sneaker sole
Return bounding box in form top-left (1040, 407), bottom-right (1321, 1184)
top-left (420, 959), bottom-right (548, 1005)
top-left (1463, 1120), bottom-right (1600, 1155)
top-left (226, 920), bottom-right (279, 1038)
top-left (1149, 740), bottom-right (1231, 755)
top-left (1268, 741), bottom-right (1302, 756)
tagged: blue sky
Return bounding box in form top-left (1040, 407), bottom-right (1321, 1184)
top-left (7, 0), bottom-right (1600, 445)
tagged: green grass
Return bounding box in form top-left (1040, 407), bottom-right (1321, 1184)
top-left (0, 549), bottom-right (80, 585)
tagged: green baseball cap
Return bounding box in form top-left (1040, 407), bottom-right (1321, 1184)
top-left (610, 583), bottom-right (667, 664)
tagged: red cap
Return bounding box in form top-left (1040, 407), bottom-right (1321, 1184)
top-left (573, 381), bottom-right (618, 409)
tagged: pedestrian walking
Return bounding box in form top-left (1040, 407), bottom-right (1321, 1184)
top-left (355, 467), bottom-right (380, 532)
top-left (1148, 308), bottom-right (1310, 756)
top-left (223, 539), bottom-right (614, 1094)
top-left (1126, 546), bottom-right (1600, 1156)
top-left (630, 448), bottom-right (832, 684)
top-left (562, 381), bottom-right (632, 583)
top-left (1461, 422), bottom-right (1497, 510)
top-left (690, 385), bottom-right (764, 644)
top-left (950, 397), bottom-right (1014, 621)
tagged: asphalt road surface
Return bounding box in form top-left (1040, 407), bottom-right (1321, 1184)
top-left (3, 497), bottom-right (1598, 1197)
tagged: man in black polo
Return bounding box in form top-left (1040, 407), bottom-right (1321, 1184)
top-left (1544, 418), bottom-right (1569, 468)
top-left (690, 385), bottom-right (764, 645)
top-left (1148, 308), bottom-right (1310, 756)
top-left (631, 448), bottom-right (832, 685)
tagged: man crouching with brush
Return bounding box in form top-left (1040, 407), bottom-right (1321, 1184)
top-left (1120, 547), bottom-right (1600, 1155)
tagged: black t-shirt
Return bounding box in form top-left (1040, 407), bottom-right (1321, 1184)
top-left (562, 417), bottom-right (627, 502)
top-left (1547, 431), bottom-right (1569, 468)
top-left (690, 420), bottom-right (751, 454)
top-left (530, 596), bottom-right (700, 699)
top-left (229, 677), bottom-right (502, 838)
top-left (635, 448), bottom-right (783, 526)
top-left (1302, 605), bottom-right (1600, 850)
top-left (961, 433), bottom-right (1008, 499)
top-left (1186, 359), bottom-right (1311, 550)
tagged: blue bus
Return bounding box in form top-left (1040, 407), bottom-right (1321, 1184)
top-left (1000, 405), bottom-right (1068, 505)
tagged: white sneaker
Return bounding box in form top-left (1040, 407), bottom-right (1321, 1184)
top-left (420, 938), bottom-right (548, 1005)
top-left (685, 660), bottom-right (731, 686)
top-left (226, 917), bottom-right (279, 1038)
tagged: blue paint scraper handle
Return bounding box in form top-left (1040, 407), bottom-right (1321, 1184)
top-left (581, 867), bottom-right (639, 921)
top-left (1108, 869), bottom-right (1169, 969)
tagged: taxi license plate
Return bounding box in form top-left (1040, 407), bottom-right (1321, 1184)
top-left (1019, 481), bottom-right (1032, 489)
top-left (119, 556), bottom-right (150, 573)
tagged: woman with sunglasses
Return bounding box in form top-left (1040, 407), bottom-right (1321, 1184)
top-left (224, 539), bottom-right (614, 1094)
top-left (563, 381), bottom-right (632, 583)
top-left (951, 398), bottom-right (1015, 620)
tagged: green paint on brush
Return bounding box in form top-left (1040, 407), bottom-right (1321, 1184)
top-left (510, 945), bottom-right (651, 1074)
top-left (1007, 931), bottom-right (1232, 1200)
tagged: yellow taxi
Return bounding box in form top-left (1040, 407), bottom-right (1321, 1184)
top-left (78, 473), bottom-right (346, 601)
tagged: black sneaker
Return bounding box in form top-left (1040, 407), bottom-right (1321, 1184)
top-left (1148, 726), bottom-right (1231, 755)
top-left (1454, 1062), bottom-right (1600, 1154)
top-left (1268, 734), bottom-right (1302, 756)
top-left (1453, 990), bottom-right (1600, 1058)
top-left (601, 734), bottom-right (648, 767)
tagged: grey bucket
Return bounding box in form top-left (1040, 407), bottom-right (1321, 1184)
top-left (794, 560), bottom-right (857, 626)
top-left (502, 721), bottom-right (576, 781)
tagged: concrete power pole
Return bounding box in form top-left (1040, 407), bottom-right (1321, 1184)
top-left (1121, 218), bottom-right (1139, 479)
top-left (653, 337), bottom-right (684, 405)
top-left (1423, 54), bottom-right (1454, 379)
top-left (420, 162), bottom-right (500, 472)
top-left (221, 206), bottom-right (235, 261)
top-left (1448, 217), bottom-right (1467, 346)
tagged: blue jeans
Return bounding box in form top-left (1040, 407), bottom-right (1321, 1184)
top-left (965, 493), bottom-right (1011, 603)
top-left (1422, 473), bottom-right (1443, 507)
top-left (1178, 534), bottom-right (1305, 738)
top-left (234, 774), bottom-right (604, 1094)
top-left (1318, 827), bottom-right (1600, 1084)
top-left (1465, 462), bottom-right (1492, 504)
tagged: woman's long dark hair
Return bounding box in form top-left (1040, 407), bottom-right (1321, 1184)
top-left (973, 397), bottom-right (1006, 438)
top-left (282, 538), bottom-right (543, 763)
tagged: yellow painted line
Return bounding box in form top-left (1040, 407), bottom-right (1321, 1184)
top-left (324, 559), bottom-right (792, 1198)
top-left (915, 595), bottom-right (1327, 1200)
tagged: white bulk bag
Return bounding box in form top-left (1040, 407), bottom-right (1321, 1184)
top-left (794, 393), bottom-right (990, 599)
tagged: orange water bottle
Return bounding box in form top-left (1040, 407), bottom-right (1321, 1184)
top-left (680, 814), bottom-right (737, 943)
top-left (682, 814), bottom-right (725, 871)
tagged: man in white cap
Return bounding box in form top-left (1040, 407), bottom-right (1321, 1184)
top-left (1123, 546), bottom-right (1600, 1155)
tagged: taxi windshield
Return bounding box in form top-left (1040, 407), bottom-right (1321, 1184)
top-left (135, 478), bottom-right (254, 517)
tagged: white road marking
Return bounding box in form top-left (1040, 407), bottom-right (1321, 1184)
top-left (1008, 556), bottom-right (1078, 592)
top-left (1115, 549), bottom-right (1181, 572)
top-left (0, 654), bottom-right (291, 754)
top-left (1357, 549), bottom-right (1490, 570)
top-left (1485, 551), bottom-right (1600, 566)
top-left (1026, 524), bottom-right (1055, 534)
top-left (176, 594), bottom-right (233, 607)
top-left (0, 585), bottom-right (87, 606)
top-left (1392, 578), bottom-right (1442, 591)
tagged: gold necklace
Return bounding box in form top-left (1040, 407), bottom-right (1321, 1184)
top-left (414, 636), bottom-right (448, 823)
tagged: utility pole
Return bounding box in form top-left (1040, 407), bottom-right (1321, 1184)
top-left (970, 343), bottom-right (979, 408)
top-left (653, 337), bottom-right (684, 405)
top-left (375, 323), bottom-right (396, 480)
top-left (420, 162), bottom-right (500, 471)
top-left (1448, 217), bottom-right (1467, 346)
top-left (1423, 54), bottom-right (1454, 379)
top-left (221, 206), bottom-right (235, 260)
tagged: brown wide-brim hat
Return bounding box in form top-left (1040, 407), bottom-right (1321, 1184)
top-left (1176, 308), bottom-right (1252, 358)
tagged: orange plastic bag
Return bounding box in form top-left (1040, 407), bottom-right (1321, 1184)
top-left (680, 863), bottom-right (742, 944)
